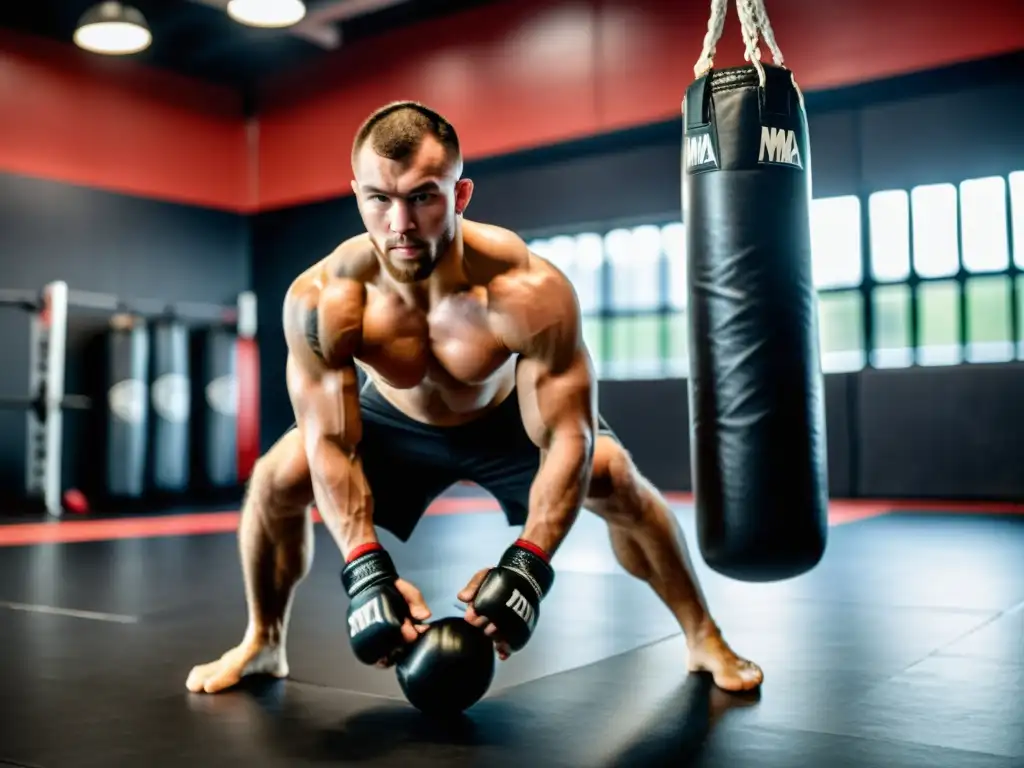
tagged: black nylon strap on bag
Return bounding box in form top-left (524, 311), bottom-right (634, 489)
top-left (682, 63), bottom-right (828, 582)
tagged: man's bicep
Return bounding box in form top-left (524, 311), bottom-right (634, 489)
top-left (501, 262), bottom-right (598, 443)
top-left (283, 272), bottom-right (367, 434)
top-left (519, 347), bottom-right (597, 454)
top-left (286, 352), bottom-right (363, 464)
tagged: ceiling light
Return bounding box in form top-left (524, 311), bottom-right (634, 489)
top-left (226, 0), bottom-right (307, 28)
top-left (73, 2), bottom-right (152, 55)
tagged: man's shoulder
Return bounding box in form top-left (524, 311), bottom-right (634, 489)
top-left (284, 235), bottom-right (377, 304)
top-left (464, 220), bottom-right (531, 273)
top-left (325, 234), bottom-right (380, 282)
top-left (464, 220), bottom-right (570, 298)
top-left (475, 224), bottom-right (575, 318)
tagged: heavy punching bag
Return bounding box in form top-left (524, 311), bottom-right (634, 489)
top-left (149, 317), bottom-right (191, 493)
top-left (683, 53), bottom-right (828, 578)
top-left (106, 314), bottom-right (149, 499)
top-left (200, 327), bottom-right (237, 489)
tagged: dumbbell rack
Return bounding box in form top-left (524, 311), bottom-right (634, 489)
top-left (25, 281), bottom-right (70, 518)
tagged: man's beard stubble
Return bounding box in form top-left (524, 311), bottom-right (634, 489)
top-left (381, 230), bottom-right (453, 284)
top-left (383, 251), bottom-right (434, 283)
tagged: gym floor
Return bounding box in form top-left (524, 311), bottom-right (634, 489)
top-left (1, 491), bottom-right (1022, 768)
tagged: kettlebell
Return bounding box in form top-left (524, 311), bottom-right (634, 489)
top-left (395, 617), bottom-right (495, 715)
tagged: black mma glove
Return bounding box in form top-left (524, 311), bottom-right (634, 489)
top-left (341, 544), bottom-right (410, 665)
top-left (471, 539), bottom-right (555, 652)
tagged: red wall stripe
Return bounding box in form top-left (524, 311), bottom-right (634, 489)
top-left (255, 0), bottom-right (1024, 210)
top-left (1, 1), bottom-right (1022, 212)
top-left (0, 30), bottom-right (255, 212)
top-left (594, 0), bottom-right (1024, 132)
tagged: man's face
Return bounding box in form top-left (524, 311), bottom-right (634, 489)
top-left (352, 136), bottom-right (473, 283)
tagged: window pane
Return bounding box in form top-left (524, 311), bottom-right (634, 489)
top-left (966, 276), bottom-right (1013, 363)
top-left (872, 283), bottom-right (912, 367)
top-left (1011, 172), bottom-right (1024, 269)
top-left (869, 190), bottom-right (911, 282)
top-left (582, 316), bottom-right (606, 376)
top-left (911, 183), bottom-right (959, 278)
top-left (662, 222), bottom-right (687, 311)
top-left (811, 196), bottom-right (862, 289)
top-left (666, 310), bottom-right (689, 377)
top-left (917, 280), bottom-right (961, 365)
top-left (528, 238), bottom-right (550, 259)
top-left (607, 316), bottom-right (662, 379)
top-left (960, 177), bottom-right (1009, 273)
top-left (606, 226), bottom-right (662, 312)
top-left (1017, 275), bottom-right (1024, 360)
top-left (540, 233), bottom-right (576, 281)
top-left (817, 290), bottom-right (865, 372)
top-left (571, 233), bottom-right (605, 314)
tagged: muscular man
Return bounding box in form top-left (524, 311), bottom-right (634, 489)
top-left (186, 101), bottom-right (762, 695)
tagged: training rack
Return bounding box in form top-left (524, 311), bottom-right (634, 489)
top-left (0, 281), bottom-right (257, 518)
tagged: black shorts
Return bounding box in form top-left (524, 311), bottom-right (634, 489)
top-left (336, 380), bottom-right (619, 542)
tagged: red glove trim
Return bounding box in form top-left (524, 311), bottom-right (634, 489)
top-left (514, 538), bottom-right (550, 563)
top-left (346, 542), bottom-right (383, 563)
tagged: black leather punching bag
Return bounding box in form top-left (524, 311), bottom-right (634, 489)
top-left (106, 314), bottom-right (149, 500)
top-left (149, 318), bottom-right (191, 494)
top-left (683, 63), bottom-right (828, 582)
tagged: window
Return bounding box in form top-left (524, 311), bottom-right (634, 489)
top-left (811, 196), bottom-right (862, 289)
top-left (960, 176), bottom-right (1010, 273)
top-left (524, 168), bottom-right (1023, 380)
top-left (570, 233), bottom-right (605, 315)
top-left (662, 222), bottom-right (686, 310)
top-left (911, 183), bottom-right (959, 278)
top-left (966, 276), bottom-right (1013, 363)
top-left (872, 283), bottom-right (912, 368)
top-left (811, 195), bottom-right (864, 372)
top-left (869, 190), bottom-right (911, 282)
top-left (1017, 275), bottom-right (1024, 359)
top-left (606, 226), bottom-right (665, 379)
top-left (1011, 172), bottom-right (1024, 269)
top-left (529, 234), bottom-right (607, 374)
top-left (818, 291), bottom-right (865, 371)
top-left (662, 222), bottom-right (689, 376)
top-left (917, 280), bottom-right (961, 365)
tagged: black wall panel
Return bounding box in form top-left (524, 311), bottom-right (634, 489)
top-left (857, 364), bottom-right (1024, 500)
top-left (595, 373), bottom-right (856, 497)
top-left (823, 373), bottom-right (855, 499)
top-left (859, 81), bottom-right (1024, 192)
top-left (597, 378), bottom-right (692, 491)
top-left (0, 171), bottom-right (250, 503)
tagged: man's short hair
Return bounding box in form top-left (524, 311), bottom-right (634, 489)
top-left (351, 101), bottom-right (462, 171)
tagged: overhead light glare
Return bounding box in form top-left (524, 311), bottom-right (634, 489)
top-left (227, 0), bottom-right (307, 28)
top-left (73, 2), bottom-right (152, 55)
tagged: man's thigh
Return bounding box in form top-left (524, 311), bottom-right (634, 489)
top-left (456, 395), bottom-right (621, 526)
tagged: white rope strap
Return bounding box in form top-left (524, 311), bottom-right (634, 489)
top-left (752, 0), bottom-right (785, 67)
top-left (693, 0), bottom-right (786, 84)
top-left (693, 0), bottom-right (729, 78)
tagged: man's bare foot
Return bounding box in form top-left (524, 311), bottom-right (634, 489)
top-left (687, 624), bottom-right (763, 692)
top-left (185, 639), bottom-right (288, 694)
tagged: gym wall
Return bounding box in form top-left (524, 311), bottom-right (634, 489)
top-left (0, 34), bottom-right (253, 503)
top-left (250, 53), bottom-right (1024, 501)
top-left (2, 2), bottom-right (1023, 510)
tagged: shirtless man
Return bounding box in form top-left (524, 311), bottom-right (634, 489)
top-left (185, 101), bottom-right (762, 695)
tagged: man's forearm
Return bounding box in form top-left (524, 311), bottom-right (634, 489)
top-left (309, 446), bottom-right (377, 556)
top-left (521, 431), bottom-right (593, 556)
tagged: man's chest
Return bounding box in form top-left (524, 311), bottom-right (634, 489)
top-left (359, 289), bottom-right (513, 386)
